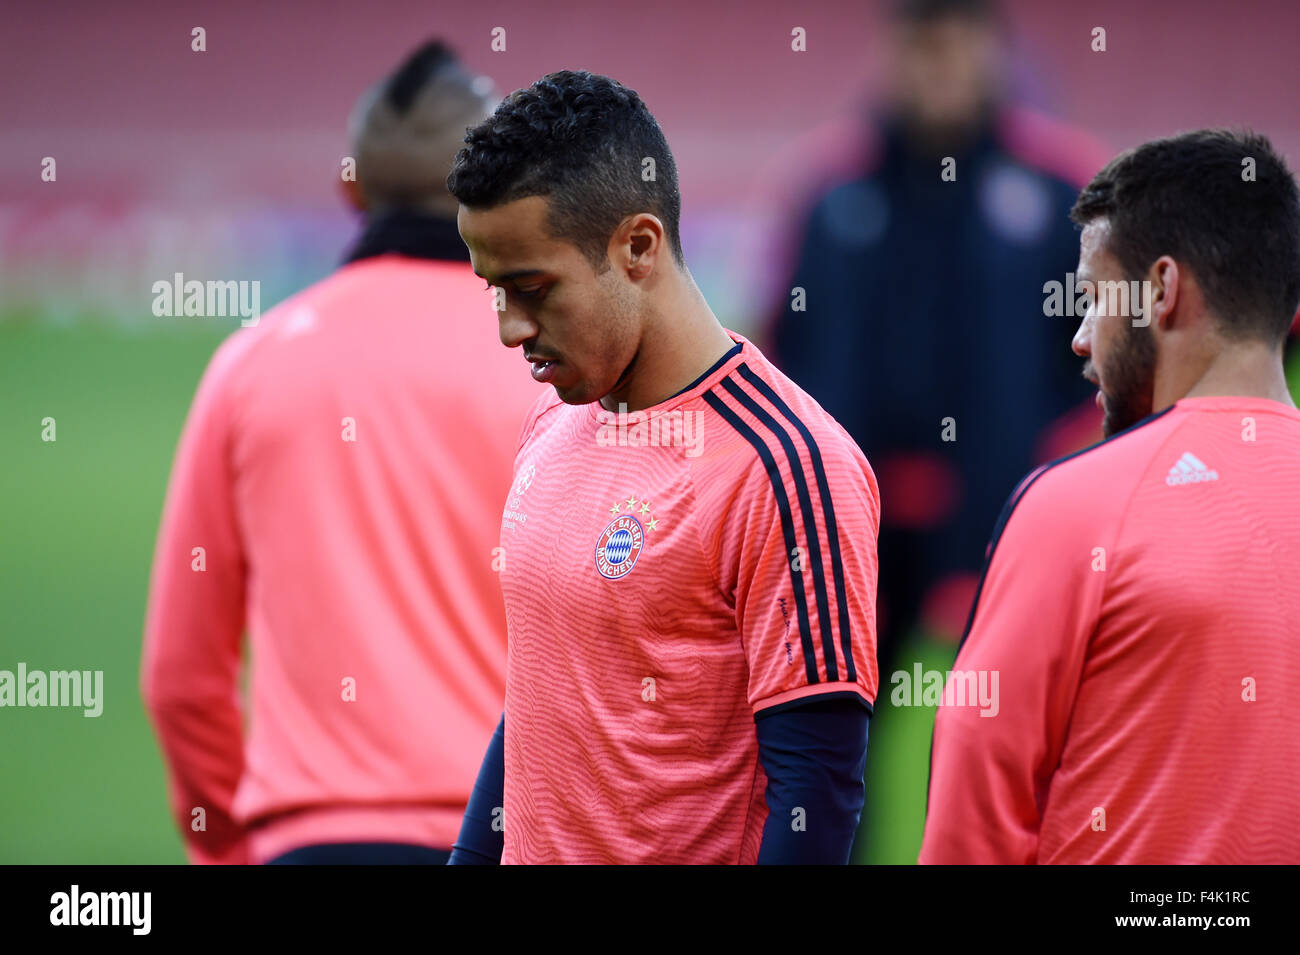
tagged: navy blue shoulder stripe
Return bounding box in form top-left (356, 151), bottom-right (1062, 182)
top-left (703, 389), bottom-right (820, 684)
top-left (737, 363), bottom-right (856, 684)
top-left (954, 404), bottom-right (1176, 657)
top-left (719, 375), bottom-right (840, 682)
top-left (666, 341), bottom-right (743, 401)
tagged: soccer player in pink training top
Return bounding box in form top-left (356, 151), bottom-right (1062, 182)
top-left (445, 71), bottom-right (881, 864)
top-left (922, 129), bottom-right (1300, 864)
top-left (141, 42), bottom-right (541, 864)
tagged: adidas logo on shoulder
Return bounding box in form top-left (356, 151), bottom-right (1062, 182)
top-left (1165, 451), bottom-right (1219, 486)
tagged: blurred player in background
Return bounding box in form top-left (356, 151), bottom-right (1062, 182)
top-left (922, 129), bottom-right (1300, 863)
top-left (141, 41), bottom-right (540, 864)
top-left (446, 71), bottom-right (880, 864)
top-left (765, 0), bottom-right (1106, 672)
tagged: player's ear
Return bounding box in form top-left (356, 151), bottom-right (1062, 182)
top-left (1147, 255), bottom-right (1180, 332)
top-left (340, 175), bottom-right (366, 214)
top-left (616, 213), bottom-right (666, 281)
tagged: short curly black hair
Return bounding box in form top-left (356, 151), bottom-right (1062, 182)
top-left (447, 70), bottom-right (684, 271)
top-left (1072, 129), bottom-right (1300, 344)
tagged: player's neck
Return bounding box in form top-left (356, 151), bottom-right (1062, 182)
top-left (601, 271), bottom-right (735, 413)
top-left (1164, 342), bottom-right (1296, 410)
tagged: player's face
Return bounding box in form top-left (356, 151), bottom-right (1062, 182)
top-left (1072, 219), bottom-right (1157, 437)
top-left (458, 195), bottom-right (641, 406)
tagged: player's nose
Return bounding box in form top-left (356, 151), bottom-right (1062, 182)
top-left (498, 307), bottom-right (538, 350)
top-left (1071, 315), bottom-right (1092, 358)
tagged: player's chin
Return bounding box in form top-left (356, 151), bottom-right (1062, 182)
top-left (555, 368), bottom-right (623, 406)
top-left (552, 375), bottom-right (596, 405)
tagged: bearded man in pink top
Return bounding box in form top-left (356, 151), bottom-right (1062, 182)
top-left (923, 129), bottom-right (1300, 864)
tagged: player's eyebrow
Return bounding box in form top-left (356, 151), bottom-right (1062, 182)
top-left (477, 268), bottom-right (545, 285)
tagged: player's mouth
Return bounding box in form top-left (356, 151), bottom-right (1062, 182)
top-left (526, 353), bottom-right (559, 383)
top-left (1083, 367), bottom-right (1103, 409)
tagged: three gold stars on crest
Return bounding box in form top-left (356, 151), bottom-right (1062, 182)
top-left (609, 496), bottom-right (659, 531)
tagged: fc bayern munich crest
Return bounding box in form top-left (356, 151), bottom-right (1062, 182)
top-left (595, 514), bottom-right (645, 579)
top-left (595, 496), bottom-right (661, 580)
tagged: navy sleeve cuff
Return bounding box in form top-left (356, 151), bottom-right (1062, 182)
top-left (448, 713), bottom-right (505, 865)
top-left (755, 697), bottom-right (870, 865)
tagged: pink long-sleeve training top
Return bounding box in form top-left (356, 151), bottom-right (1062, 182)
top-left (141, 254), bottom-right (540, 864)
top-left (921, 395), bottom-right (1300, 864)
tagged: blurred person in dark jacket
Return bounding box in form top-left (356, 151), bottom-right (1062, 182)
top-left (766, 0), bottom-right (1106, 674)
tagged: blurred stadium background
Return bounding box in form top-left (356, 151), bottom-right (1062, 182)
top-left (2, 0), bottom-right (1298, 863)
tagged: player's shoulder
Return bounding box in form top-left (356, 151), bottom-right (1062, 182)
top-left (693, 339), bottom-right (876, 494)
top-left (212, 266), bottom-right (344, 349)
top-left (192, 312), bottom-right (274, 399)
top-left (199, 276), bottom-right (319, 369)
top-left (1002, 404), bottom-right (1186, 531)
top-left (190, 266), bottom-right (373, 395)
top-left (711, 340), bottom-right (864, 444)
top-left (995, 105), bottom-right (1112, 190)
top-left (753, 111), bottom-right (879, 220)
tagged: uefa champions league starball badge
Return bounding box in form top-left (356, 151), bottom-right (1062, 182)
top-left (595, 495), bottom-right (660, 579)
